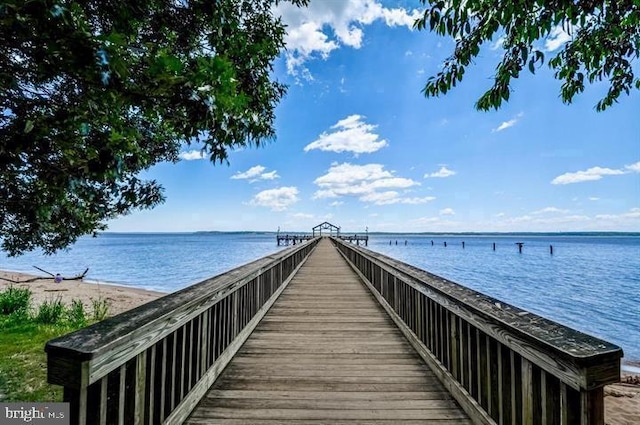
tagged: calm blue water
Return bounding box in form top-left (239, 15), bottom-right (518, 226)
top-left (371, 234), bottom-right (640, 363)
top-left (0, 233), bottom-right (282, 293)
top-left (1, 233), bottom-right (638, 362)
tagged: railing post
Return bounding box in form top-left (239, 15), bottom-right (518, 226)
top-left (583, 387), bottom-right (605, 425)
top-left (521, 357), bottom-right (533, 425)
top-left (134, 351), bottom-right (147, 425)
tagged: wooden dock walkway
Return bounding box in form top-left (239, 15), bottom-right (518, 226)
top-left (186, 238), bottom-right (470, 424)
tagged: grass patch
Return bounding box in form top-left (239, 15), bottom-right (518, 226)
top-left (90, 297), bottom-right (110, 322)
top-left (67, 299), bottom-right (87, 328)
top-left (0, 319), bottom-right (78, 402)
top-left (0, 285), bottom-right (31, 315)
top-left (0, 287), bottom-right (111, 402)
top-left (34, 297), bottom-right (65, 324)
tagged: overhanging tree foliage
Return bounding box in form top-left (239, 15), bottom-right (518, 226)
top-left (0, 0), bottom-right (306, 256)
top-left (415, 0), bottom-right (640, 111)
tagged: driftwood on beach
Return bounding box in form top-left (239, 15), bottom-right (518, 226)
top-left (0, 267), bottom-right (89, 284)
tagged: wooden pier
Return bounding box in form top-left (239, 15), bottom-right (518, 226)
top-left (276, 234), bottom-right (313, 246)
top-left (46, 234), bottom-right (622, 425)
top-left (278, 221), bottom-right (368, 246)
top-left (187, 239), bottom-right (467, 423)
top-left (337, 234), bottom-right (368, 246)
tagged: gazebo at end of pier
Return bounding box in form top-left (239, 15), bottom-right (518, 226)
top-left (277, 222), bottom-right (369, 246)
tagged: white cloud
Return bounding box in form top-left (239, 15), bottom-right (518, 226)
top-left (249, 187), bottom-right (299, 211)
top-left (330, 201), bottom-right (344, 207)
top-left (626, 161), bottom-right (640, 173)
top-left (507, 214), bottom-right (592, 225)
top-left (360, 192), bottom-right (435, 205)
top-left (232, 165), bottom-right (265, 179)
top-left (545, 25), bottom-right (572, 52)
top-left (531, 207), bottom-right (569, 215)
top-left (291, 212), bottom-right (314, 219)
top-left (360, 191), bottom-right (401, 205)
top-left (551, 166), bottom-right (626, 185)
top-left (401, 196), bottom-right (436, 205)
top-left (425, 166), bottom-right (456, 178)
top-left (589, 197), bottom-right (600, 201)
top-left (179, 150), bottom-right (206, 161)
top-left (313, 162), bottom-right (428, 205)
top-left (439, 208), bottom-right (455, 215)
top-left (304, 115), bottom-right (388, 154)
top-left (231, 165), bottom-right (280, 182)
top-left (596, 208), bottom-right (640, 220)
top-left (275, 0), bottom-right (421, 76)
top-left (260, 170), bottom-right (280, 180)
top-left (492, 112), bottom-right (523, 132)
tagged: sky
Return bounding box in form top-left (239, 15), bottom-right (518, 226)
top-left (108, 0), bottom-right (639, 234)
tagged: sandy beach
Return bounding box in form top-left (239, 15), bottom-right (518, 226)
top-left (1, 270), bottom-right (638, 423)
top-left (0, 270), bottom-right (165, 316)
top-left (607, 371), bottom-right (640, 425)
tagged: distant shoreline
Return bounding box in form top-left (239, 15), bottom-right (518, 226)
top-left (100, 231), bottom-right (640, 237)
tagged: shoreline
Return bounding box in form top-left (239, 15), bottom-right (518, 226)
top-left (1, 270), bottom-right (638, 423)
top-left (0, 270), bottom-right (165, 316)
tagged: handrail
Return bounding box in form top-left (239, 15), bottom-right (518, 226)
top-left (332, 237), bottom-right (622, 425)
top-left (46, 238), bottom-right (320, 425)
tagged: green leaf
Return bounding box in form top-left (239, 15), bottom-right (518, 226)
top-left (24, 120), bottom-right (34, 134)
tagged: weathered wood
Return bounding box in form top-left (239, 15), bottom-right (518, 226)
top-left (585, 387), bottom-right (605, 425)
top-left (133, 351), bottom-right (146, 425)
top-left (186, 238), bottom-right (469, 424)
top-left (198, 397), bottom-right (465, 410)
top-left (148, 344), bottom-right (156, 424)
top-left (333, 237), bottom-right (622, 425)
top-left (46, 241), bottom-right (317, 378)
top-left (99, 377), bottom-right (107, 425)
top-left (186, 420), bottom-right (471, 425)
top-left (47, 238), bottom-right (319, 425)
top-left (161, 246), bottom-right (311, 425)
top-left (49, 234), bottom-right (621, 425)
top-left (190, 407), bottom-right (469, 421)
top-left (117, 365), bottom-right (125, 425)
top-left (333, 240), bottom-right (622, 391)
top-left (522, 357), bottom-right (533, 425)
top-left (205, 389), bottom-right (452, 400)
top-left (343, 249), bottom-right (494, 425)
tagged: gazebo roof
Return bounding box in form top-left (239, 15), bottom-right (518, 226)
top-left (312, 221), bottom-right (340, 231)
top-left (312, 222), bottom-right (340, 236)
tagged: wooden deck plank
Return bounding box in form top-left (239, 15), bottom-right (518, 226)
top-left (186, 238), bottom-right (469, 424)
top-left (188, 407), bottom-right (469, 420)
top-left (187, 420), bottom-right (472, 425)
top-left (204, 390), bottom-right (453, 400)
top-left (196, 397), bottom-right (463, 410)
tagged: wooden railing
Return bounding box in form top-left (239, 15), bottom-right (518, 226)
top-left (46, 238), bottom-right (319, 425)
top-left (332, 237), bottom-right (622, 425)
